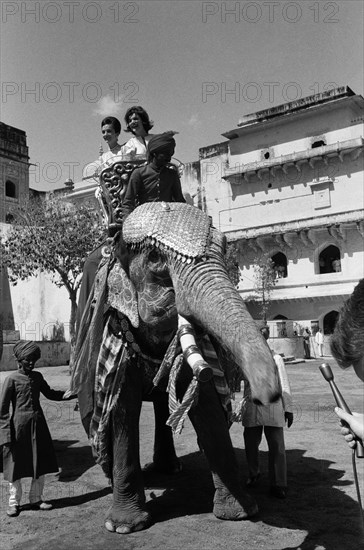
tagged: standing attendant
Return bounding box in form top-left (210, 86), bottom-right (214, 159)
top-left (0, 341), bottom-right (75, 517)
top-left (315, 328), bottom-right (324, 357)
top-left (303, 328), bottom-right (311, 359)
top-left (242, 326), bottom-right (294, 499)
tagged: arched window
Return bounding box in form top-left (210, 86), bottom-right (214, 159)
top-left (5, 180), bottom-right (17, 198)
top-left (318, 245), bottom-right (341, 274)
top-left (272, 252), bottom-right (288, 278)
top-left (323, 311), bottom-right (339, 334)
top-left (273, 315), bottom-right (288, 320)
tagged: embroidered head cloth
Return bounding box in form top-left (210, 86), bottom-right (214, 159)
top-left (123, 202), bottom-right (211, 262)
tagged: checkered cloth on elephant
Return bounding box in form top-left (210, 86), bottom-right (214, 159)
top-left (154, 332), bottom-right (236, 434)
top-left (199, 335), bottom-right (233, 414)
top-left (89, 321), bottom-right (129, 477)
top-left (89, 315), bottom-right (237, 471)
top-left (89, 310), bottom-right (161, 477)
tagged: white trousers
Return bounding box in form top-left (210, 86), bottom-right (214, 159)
top-left (9, 476), bottom-right (45, 506)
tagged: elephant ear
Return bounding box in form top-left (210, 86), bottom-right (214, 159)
top-left (123, 202), bottom-right (212, 261)
top-left (107, 261), bottom-right (139, 328)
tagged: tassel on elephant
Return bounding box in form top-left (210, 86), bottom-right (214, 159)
top-left (70, 202), bottom-right (280, 534)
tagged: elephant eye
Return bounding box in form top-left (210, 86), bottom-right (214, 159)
top-left (147, 250), bottom-right (169, 274)
top-left (145, 250), bottom-right (172, 286)
top-left (148, 250), bottom-right (160, 264)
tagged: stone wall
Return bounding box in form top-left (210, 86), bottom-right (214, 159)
top-left (268, 336), bottom-right (332, 360)
top-left (0, 341), bottom-right (70, 371)
top-left (267, 336), bottom-right (305, 359)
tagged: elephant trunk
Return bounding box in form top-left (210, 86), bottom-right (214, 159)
top-left (171, 247), bottom-right (280, 405)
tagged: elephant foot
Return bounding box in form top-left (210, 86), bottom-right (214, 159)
top-left (213, 488), bottom-right (258, 521)
top-left (143, 459), bottom-right (183, 475)
top-left (105, 507), bottom-right (153, 534)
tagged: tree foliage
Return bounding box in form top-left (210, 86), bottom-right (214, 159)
top-left (252, 255), bottom-right (277, 322)
top-left (1, 194), bottom-right (106, 342)
top-left (225, 242), bottom-right (241, 287)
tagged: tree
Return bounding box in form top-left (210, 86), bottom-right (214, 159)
top-left (252, 255), bottom-right (277, 322)
top-left (1, 195), bottom-right (105, 345)
top-left (225, 242), bottom-right (241, 287)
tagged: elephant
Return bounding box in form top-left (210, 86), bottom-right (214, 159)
top-left (70, 200), bottom-right (280, 534)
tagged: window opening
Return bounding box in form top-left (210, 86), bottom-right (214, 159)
top-left (312, 140), bottom-right (326, 148)
top-left (272, 252), bottom-right (288, 278)
top-left (5, 180), bottom-right (17, 198)
top-left (319, 245), bottom-right (341, 274)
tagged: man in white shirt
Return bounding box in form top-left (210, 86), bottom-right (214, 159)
top-left (315, 329), bottom-right (324, 357)
top-left (241, 326), bottom-right (293, 499)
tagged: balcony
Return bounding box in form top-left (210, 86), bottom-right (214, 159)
top-left (223, 137), bottom-right (364, 183)
top-left (225, 210), bottom-right (364, 243)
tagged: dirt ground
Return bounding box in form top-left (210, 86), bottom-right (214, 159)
top-left (0, 358), bottom-right (363, 550)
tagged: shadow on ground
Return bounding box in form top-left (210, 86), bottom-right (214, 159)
top-left (143, 447), bottom-right (362, 549)
top-left (53, 439), bottom-right (96, 481)
top-left (4, 445), bottom-right (362, 550)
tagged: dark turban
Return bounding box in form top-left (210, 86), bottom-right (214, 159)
top-left (13, 340), bottom-right (41, 362)
top-left (147, 133), bottom-right (176, 156)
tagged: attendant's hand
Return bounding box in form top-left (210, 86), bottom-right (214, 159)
top-left (63, 390), bottom-right (77, 400)
top-left (285, 412), bottom-right (294, 428)
top-left (335, 408), bottom-right (364, 447)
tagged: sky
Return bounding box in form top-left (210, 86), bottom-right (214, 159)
top-left (1, 0), bottom-right (363, 191)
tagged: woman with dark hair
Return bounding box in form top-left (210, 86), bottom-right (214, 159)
top-left (125, 106), bottom-right (153, 134)
top-left (100, 116), bottom-right (124, 166)
top-left (123, 106), bottom-right (154, 156)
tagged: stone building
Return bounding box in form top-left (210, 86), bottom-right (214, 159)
top-left (51, 86), bottom-right (363, 357)
top-left (0, 123), bottom-right (30, 224)
top-left (195, 86), bottom-right (363, 346)
top-left (0, 122), bottom-right (71, 367)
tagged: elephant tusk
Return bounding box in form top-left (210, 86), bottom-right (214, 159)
top-left (177, 315), bottom-right (213, 382)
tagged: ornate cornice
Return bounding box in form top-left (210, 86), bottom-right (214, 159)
top-left (226, 209), bottom-right (364, 242)
top-left (224, 137), bottom-right (363, 183)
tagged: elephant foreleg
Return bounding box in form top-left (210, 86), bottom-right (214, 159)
top-left (150, 391), bottom-right (182, 473)
top-left (187, 379), bottom-right (258, 520)
top-left (105, 363), bottom-right (153, 534)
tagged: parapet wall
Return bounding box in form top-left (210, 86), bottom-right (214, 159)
top-left (268, 336), bottom-right (332, 360)
top-left (0, 341), bottom-right (70, 371)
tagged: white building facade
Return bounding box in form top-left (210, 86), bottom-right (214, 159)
top-left (197, 87), bottom-right (364, 342)
top-left (36, 87), bottom-right (363, 354)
